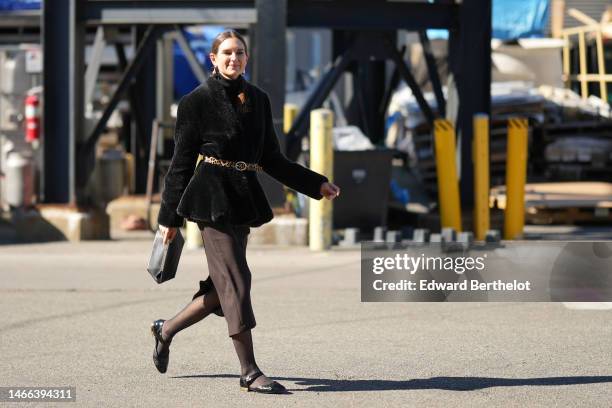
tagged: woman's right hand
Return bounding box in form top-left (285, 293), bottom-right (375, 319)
top-left (159, 225), bottom-right (178, 245)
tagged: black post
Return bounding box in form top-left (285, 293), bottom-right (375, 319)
top-left (42, 0), bottom-right (83, 204)
top-left (418, 30), bottom-right (446, 117)
top-left (361, 60), bottom-right (386, 144)
top-left (69, 1), bottom-right (86, 205)
top-left (448, 0), bottom-right (491, 208)
top-left (254, 0), bottom-right (287, 207)
top-left (133, 25), bottom-right (157, 194)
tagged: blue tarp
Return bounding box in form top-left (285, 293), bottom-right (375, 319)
top-left (0, 0), bottom-right (40, 10)
top-left (173, 27), bottom-right (223, 100)
top-left (428, 0), bottom-right (550, 40)
top-left (493, 0), bottom-right (549, 39)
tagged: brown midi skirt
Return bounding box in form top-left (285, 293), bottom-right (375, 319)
top-left (192, 223), bottom-right (256, 337)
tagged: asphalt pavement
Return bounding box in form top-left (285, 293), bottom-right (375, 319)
top-left (1, 233), bottom-right (611, 407)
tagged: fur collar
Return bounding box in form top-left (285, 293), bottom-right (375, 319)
top-left (204, 75), bottom-right (251, 137)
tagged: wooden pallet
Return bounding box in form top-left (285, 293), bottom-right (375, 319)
top-left (490, 181), bottom-right (612, 225)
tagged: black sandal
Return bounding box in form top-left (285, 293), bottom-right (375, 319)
top-left (240, 370), bottom-right (287, 394)
top-left (150, 319), bottom-right (171, 373)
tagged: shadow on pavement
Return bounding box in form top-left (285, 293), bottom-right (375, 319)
top-left (172, 374), bottom-right (612, 392)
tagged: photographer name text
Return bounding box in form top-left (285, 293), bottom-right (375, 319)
top-left (372, 279), bottom-right (532, 291)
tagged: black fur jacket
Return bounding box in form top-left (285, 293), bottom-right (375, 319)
top-left (157, 75), bottom-right (328, 228)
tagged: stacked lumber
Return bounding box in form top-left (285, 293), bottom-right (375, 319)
top-left (490, 182), bottom-right (612, 224)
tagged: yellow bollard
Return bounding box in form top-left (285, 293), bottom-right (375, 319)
top-left (504, 118), bottom-right (529, 240)
top-left (284, 103), bottom-right (298, 134)
top-left (185, 154), bottom-right (205, 249)
top-left (185, 220), bottom-right (202, 249)
top-left (433, 119), bottom-right (462, 232)
top-left (309, 108), bottom-right (334, 250)
top-left (473, 114), bottom-right (490, 241)
top-left (283, 104), bottom-right (299, 206)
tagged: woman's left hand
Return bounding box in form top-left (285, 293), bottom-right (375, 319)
top-left (320, 182), bottom-right (341, 200)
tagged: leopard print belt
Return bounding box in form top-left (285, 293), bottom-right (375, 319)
top-left (203, 156), bottom-right (263, 172)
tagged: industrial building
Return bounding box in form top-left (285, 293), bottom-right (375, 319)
top-left (0, 0), bottom-right (611, 244)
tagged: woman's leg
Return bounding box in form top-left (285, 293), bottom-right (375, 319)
top-left (202, 225), bottom-right (282, 389)
top-left (156, 290), bottom-right (220, 355)
top-left (231, 329), bottom-right (276, 388)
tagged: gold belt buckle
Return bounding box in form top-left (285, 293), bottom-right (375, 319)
top-left (234, 161), bottom-right (247, 171)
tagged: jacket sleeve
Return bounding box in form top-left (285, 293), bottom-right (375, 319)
top-left (157, 96), bottom-right (200, 227)
top-left (259, 93), bottom-right (328, 199)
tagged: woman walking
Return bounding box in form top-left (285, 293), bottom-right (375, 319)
top-left (152, 30), bottom-right (340, 394)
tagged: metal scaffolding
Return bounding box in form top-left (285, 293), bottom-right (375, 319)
top-left (38, 0), bottom-right (490, 207)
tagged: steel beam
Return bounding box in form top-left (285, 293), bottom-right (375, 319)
top-left (253, 0), bottom-right (287, 207)
top-left (42, 1), bottom-right (71, 203)
top-left (253, 0), bottom-right (286, 117)
top-left (448, 0), bottom-right (492, 207)
top-left (84, 1), bottom-right (456, 29)
top-left (360, 60), bottom-right (386, 144)
top-left (171, 25), bottom-right (207, 84)
top-left (355, 64), bottom-right (372, 138)
top-left (419, 30), bottom-right (446, 117)
top-left (40, 0), bottom-right (467, 207)
top-left (70, 0), bottom-right (86, 205)
top-left (42, 0), bottom-right (87, 204)
top-left (287, 31), bottom-right (436, 158)
top-left (155, 33), bottom-right (175, 157)
top-left (0, 10), bottom-right (40, 27)
top-left (85, 26), bottom-right (106, 106)
top-left (132, 26), bottom-right (158, 194)
top-left (114, 42), bottom-right (146, 164)
top-left (385, 38), bottom-right (435, 127)
top-left (288, 0), bottom-right (458, 30)
top-left (378, 46), bottom-right (404, 118)
top-left (77, 25), bottom-right (161, 190)
top-left (286, 49), bottom-right (353, 161)
top-left (84, 1), bottom-right (255, 25)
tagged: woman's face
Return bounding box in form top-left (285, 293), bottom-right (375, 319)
top-left (210, 37), bottom-right (248, 80)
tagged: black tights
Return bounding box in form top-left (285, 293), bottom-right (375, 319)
top-left (160, 291), bottom-right (220, 342)
top-left (157, 291), bottom-right (267, 382)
